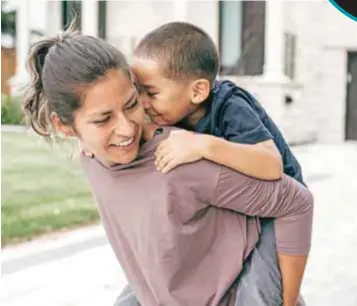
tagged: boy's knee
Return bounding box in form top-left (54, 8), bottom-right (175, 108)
top-left (113, 285), bottom-right (139, 306)
top-left (235, 219), bottom-right (282, 305)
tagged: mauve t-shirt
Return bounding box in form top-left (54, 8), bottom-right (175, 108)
top-left (80, 127), bottom-right (313, 306)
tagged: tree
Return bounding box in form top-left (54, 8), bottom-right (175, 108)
top-left (1, 0), bottom-right (16, 37)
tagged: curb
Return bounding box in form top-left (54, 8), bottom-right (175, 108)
top-left (1, 224), bottom-right (108, 275)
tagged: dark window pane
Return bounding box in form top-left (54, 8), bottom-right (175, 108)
top-left (219, 0), bottom-right (265, 76)
top-left (98, 1), bottom-right (106, 39)
top-left (62, 1), bottom-right (82, 32)
top-left (240, 0), bottom-right (265, 75)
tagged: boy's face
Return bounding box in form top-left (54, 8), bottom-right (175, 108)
top-left (131, 57), bottom-right (197, 126)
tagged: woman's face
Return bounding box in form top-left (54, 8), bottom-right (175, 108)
top-left (72, 69), bottom-right (145, 166)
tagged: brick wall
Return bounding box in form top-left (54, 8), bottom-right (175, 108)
top-left (1, 47), bottom-right (16, 96)
top-left (282, 1), bottom-right (357, 143)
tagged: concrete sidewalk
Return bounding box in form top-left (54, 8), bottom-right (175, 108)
top-left (1, 142), bottom-right (357, 305)
top-left (1, 225), bottom-right (125, 306)
top-left (0, 124), bottom-right (28, 133)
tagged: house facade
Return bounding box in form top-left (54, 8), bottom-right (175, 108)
top-left (11, 0), bottom-right (357, 143)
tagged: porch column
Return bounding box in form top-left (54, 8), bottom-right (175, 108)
top-left (46, 0), bottom-right (61, 36)
top-left (174, 0), bottom-right (187, 21)
top-left (263, 0), bottom-right (287, 82)
top-left (81, 0), bottom-right (98, 37)
top-left (9, 0), bottom-right (30, 95)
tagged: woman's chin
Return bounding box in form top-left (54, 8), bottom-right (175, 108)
top-left (110, 145), bottom-right (139, 165)
top-left (109, 136), bottom-right (141, 164)
top-left (100, 129), bottom-right (143, 166)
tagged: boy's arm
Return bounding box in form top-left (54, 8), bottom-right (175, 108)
top-left (211, 96), bottom-right (283, 180)
top-left (212, 167), bottom-right (313, 306)
top-left (201, 135), bottom-right (283, 180)
top-left (155, 98), bottom-right (283, 180)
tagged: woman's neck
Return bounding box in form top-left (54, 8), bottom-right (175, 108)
top-left (141, 122), bottom-right (161, 141)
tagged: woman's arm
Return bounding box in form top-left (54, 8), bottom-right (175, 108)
top-left (212, 167), bottom-right (313, 306)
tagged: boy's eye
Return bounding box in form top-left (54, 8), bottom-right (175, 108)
top-left (147, 92), bottom-right (157, 98)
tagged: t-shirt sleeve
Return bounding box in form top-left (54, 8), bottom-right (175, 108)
top-left (220, 97), bottom-right (273, 144)
top-left (211, 166), bottom-right (314, 255)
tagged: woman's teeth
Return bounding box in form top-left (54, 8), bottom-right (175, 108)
top-left (112, 137), bottom-right (134, 147)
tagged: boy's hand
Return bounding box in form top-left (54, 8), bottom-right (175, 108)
top-left (155, 130), bottom-right (206, 173)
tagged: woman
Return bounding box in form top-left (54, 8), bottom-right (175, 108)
top-left (23, 25), bottom-right (312, 306)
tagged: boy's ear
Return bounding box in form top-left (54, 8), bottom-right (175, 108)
top-left (50, 112), bottom-right (75, 137)
top-left (190, 79), bottom-right (210, 105)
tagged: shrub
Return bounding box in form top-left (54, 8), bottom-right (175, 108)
top-left (1, 94), bottom-right (24, 125)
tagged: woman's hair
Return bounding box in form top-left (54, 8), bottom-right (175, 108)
top-left (23, 20), bottom-right (130, 139)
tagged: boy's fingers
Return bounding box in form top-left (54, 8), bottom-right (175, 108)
top-left (156, 144), bottom-right (174, 159)
top-left (157, 154), bottom-right (174, 172)
top-left (155, 141), bottom-right (168, 156)
top-left (161, 160), bottom-right (178, 173)
top-left (155, 148), bottom-right (169, 164)
top-left (155, 146), bottom-right (162, 157)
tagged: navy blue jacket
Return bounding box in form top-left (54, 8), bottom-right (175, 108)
top-left (191, 80), bottom-right (304, 184)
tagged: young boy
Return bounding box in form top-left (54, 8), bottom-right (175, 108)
top-left (131, 22), bottom-right (307, 306)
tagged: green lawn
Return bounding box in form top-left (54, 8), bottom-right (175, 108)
top-left (1, 132), bottom-right (98, 246)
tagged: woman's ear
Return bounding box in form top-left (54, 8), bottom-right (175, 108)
top-left (190, 79), bottom-right (211, 105)
top-left (50, 112), bottom-right (75, 137)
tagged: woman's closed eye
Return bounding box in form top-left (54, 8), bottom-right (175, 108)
top-left (92, 116), bottom-right (111, 125)
top-left (125, 99), bottom-right (139, 110)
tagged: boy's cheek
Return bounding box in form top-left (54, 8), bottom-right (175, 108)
top-left (150, 115), bottom-right (168, 126)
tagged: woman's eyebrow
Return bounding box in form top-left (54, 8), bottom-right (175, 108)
top-left (87, 91), bottom-right (137, 118)
top-left (87, 110), bottom-right (112, 118)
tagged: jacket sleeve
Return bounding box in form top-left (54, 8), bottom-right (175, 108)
top-left (211, 166), bottom-right (314, 255)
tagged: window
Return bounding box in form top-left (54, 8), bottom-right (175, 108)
top-left (219, 1), bottom-right (243, 71)
top-left (284, 32), bottom-right (296, 79)
top-left (219, 0), bottom-right (265, 76)
top-left (62, 1), bottom-right (82, 32)
top-left (62, 1), bottom-right (106, 39)
top-left (98, 1), bottom-right (106, 39)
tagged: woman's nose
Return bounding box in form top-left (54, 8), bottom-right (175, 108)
top-left (113, 115), bottom-right (135, 137)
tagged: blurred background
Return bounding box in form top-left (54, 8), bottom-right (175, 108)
top-left (1, 1), bottom-right (357, 305)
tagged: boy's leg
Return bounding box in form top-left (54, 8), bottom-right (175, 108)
top-left (235, 218), bottom-right (306, 306)
top-left (113, 285), bottom-right (140, 306)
